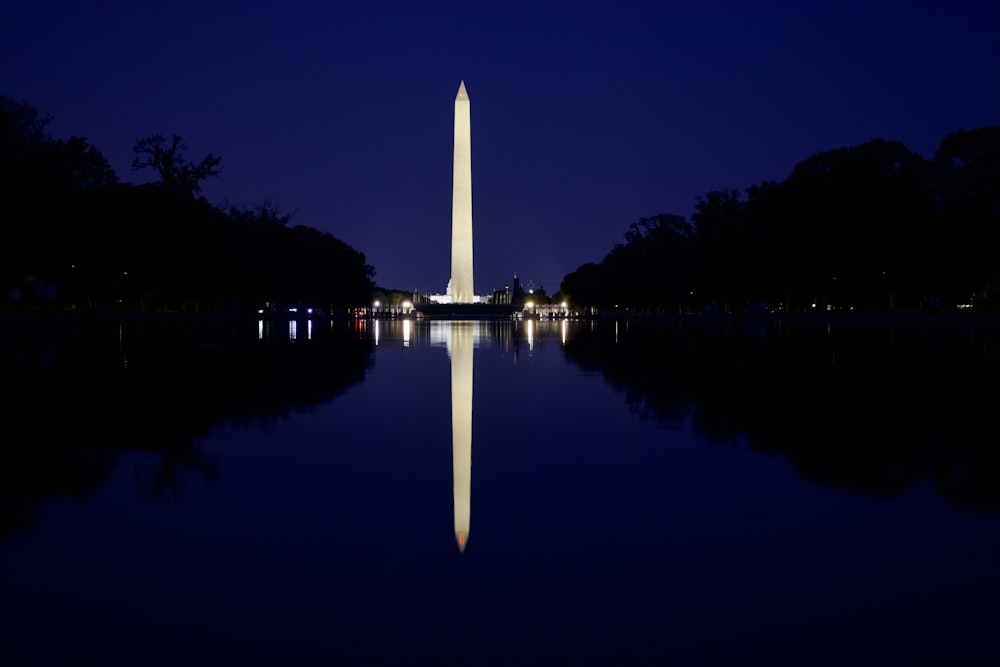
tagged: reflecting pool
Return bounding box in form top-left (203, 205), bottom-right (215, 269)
top-left (1, 317), bottom-right (999, 665)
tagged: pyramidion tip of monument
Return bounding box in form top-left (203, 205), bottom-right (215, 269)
top-left (457, 80), bottom-right (468, 100)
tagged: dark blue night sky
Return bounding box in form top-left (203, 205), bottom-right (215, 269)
top-left (4, 1), bottom-right (999, 294)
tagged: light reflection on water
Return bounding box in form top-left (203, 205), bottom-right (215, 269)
top-left (253, 318), bottom-right (318, 343)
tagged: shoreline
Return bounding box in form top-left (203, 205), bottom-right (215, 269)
top-left (2, 309), bottom-right (1000, 326)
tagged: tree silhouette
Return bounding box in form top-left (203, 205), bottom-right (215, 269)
top-left (1, 95), bottom-right (376, 313)
top-left (226, 197), bottom-right (298, 227)
top-left (560, 131), bottom-right (999, 314)
top-left (1, 95), bottom-right (117, 297)
top-left (0, 95), bottom-right (50, 148)
top-left (934, 127), bottom-right (1000, 307)
top-left (132, 133), bottom-right (221, 196)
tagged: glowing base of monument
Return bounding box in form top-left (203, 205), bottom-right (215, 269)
top-left (427, 294), bottom-right (485, 305)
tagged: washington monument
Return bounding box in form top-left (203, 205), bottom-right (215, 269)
top-left (450, 81), bottom-right (474, 303)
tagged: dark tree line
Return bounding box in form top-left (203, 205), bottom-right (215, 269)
top-left (562, 132), bottom-right (1000, 314)
top-left (0, 95), bottom-right (375, 314)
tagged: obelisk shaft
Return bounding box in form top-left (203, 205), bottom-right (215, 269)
top-left (450, 81), bottom-right (474, 303)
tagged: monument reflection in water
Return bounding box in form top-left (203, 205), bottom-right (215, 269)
top-left (422, 321), bottom-right (476, 551)
top-left (446, 322), bottom-right (474, 551)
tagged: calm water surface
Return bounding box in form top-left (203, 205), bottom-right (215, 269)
top-left (1, 317), bottom-right (999, 666)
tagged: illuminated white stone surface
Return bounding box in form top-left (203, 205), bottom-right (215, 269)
top-left (448, 322), bottom-right (474, 551)
top-left (450, 81), bottom-right (474, 304)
